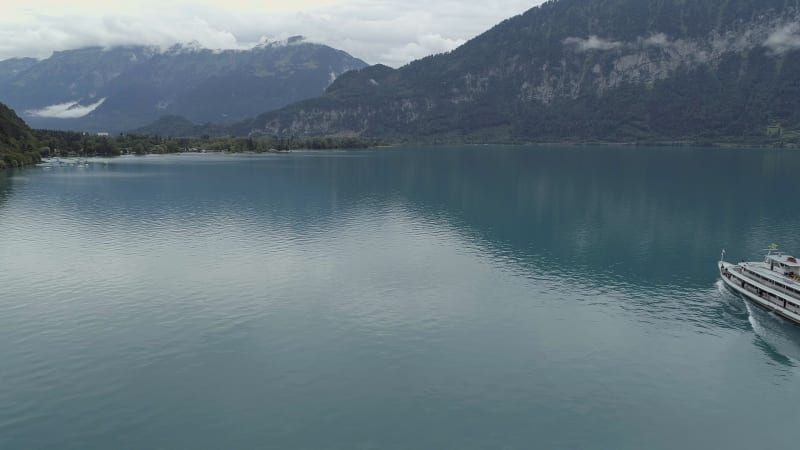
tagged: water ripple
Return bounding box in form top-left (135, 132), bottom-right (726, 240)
top-left (2, 150), bottom-right (800, 450)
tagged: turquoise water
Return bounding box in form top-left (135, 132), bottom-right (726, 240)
top-left (1, 147), bottom-right (800, 449)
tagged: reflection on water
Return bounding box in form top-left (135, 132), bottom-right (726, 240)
top-left (712, 279), bottom-right (800, 369)
top-left (0, 170), bottom-right (13, 208)
top-left (2, 148), bottom-right (800, 450)
top-left (746, 301), bottom-right (800, 367)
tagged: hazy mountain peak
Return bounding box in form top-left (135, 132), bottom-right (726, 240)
top-left (164, 40), bottom-right (207, 55)
top-left (0, 39), bottom-right (368, 133)
top-left (254, 35), bottom-right (310, 50)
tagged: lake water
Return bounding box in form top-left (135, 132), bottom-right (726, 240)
top-left (2, 146), bottom-right (800, 449)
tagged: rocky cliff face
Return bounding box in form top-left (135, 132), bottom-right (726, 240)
top-left (0, 38), bottom-right (367, 133)
top-left (253, 0), bottom-right (800, 141)
top-left (526, 8), bottom-right (800, 104)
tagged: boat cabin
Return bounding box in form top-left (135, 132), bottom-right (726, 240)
top-left (766, 253), bottom-right (800, 277)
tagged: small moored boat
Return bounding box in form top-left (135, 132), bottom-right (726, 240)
top-left (719, 246), bottom-right (800, 325)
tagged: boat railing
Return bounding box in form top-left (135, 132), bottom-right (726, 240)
top-left (740, 267), bottom-right (800, 300)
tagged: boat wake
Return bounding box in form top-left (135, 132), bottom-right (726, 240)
top-left (716, 279), bottom-right (800, 365)
top-left (715, 279), bottom-right (733, 302)
top-left (744, 298), bottom-right (800, 365)
top-left (714, 279), bottom-right (749, 318)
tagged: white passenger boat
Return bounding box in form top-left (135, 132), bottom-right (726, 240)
top-left (719, 247), bottom-right (800, 325)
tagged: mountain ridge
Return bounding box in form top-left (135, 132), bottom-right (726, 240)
top-left (248, 0), bottom-right (800, 143)
top-left (0, 38), bottom-right (367, 133)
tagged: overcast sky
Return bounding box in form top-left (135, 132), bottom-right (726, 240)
top-left (0, 0), bottom-right (543, 67)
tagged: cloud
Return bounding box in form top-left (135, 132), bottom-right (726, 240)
top-left (764, 23), bottom-right (800, 54)
top-left (0, 0), bottom-right (541, 67)
top-left (563, 35), bottom-right (623, 52)
top-left (379, 34), bottom-right (466, 66)
top-left (26, 98), bottom-right (106, 119)
top-left (643, 33), bottom-right (670, 47)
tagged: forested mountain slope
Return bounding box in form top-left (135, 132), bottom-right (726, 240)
top-left (0, 103), bottom-right (40, 168)
top-left (252, 0), bottom-right (800, 143)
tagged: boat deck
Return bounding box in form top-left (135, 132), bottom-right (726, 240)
top-left (721, 262), bottom-right (800, 324)
top-left (740, 262), bottom-right (800, 294)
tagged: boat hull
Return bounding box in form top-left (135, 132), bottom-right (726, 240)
top-left (719, 261), bottom-right (800, 326)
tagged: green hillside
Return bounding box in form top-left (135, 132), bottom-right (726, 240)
top-left (0, 103), bottom-right (40, 169)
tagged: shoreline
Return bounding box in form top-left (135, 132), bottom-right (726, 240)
top-left (387, 139), bottom-right (800, 149)
top-left (6, 135), bottom-right (795, 172)
top-left (20, 141), bottom-right (799, 170)
top-left (5, 140), bottom-right (799, 172)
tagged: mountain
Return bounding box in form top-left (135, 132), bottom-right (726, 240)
top-left (0, 58), bottom-right (37, 85)
top-left (131, 115), bottom-right (231, 137)
top-left (0, 37), bottom-right (367, 133)
top-left (0, 102), bottom-right (40, 168)
top-left (251, 0), bottom-right (800, 143)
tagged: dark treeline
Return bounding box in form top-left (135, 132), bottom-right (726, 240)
top-left (3, 126), bottom-right (380, 169)
top-left (33, 130), bottom-right (381, 158)
top-left (0, 103), bottom-right (40, 169)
